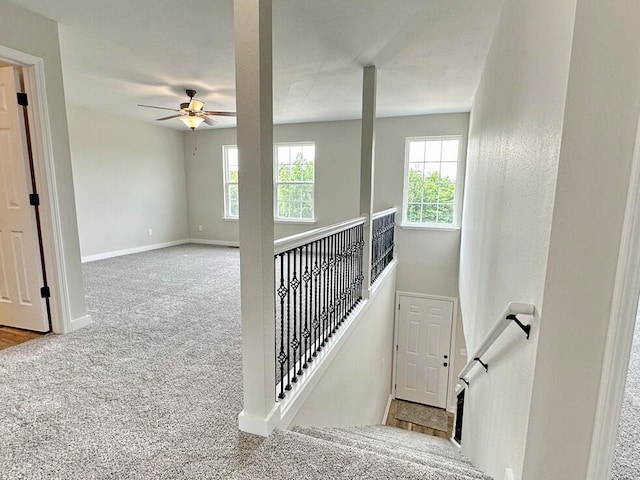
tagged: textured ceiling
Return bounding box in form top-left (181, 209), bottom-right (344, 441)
top-left (6, 0), bottom-right (503, 130)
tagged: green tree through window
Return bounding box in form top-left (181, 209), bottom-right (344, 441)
top-left (275, 143), bottom-right (315, 220)
top-left (403, 137), bottom-right (460, 226)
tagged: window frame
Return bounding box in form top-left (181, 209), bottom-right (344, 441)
top-left (273, 141), bottom-right (316, 223)
top-left (400, 135), bottom-right (464, 230)
top-left (222, 144), bottom-right (239, 220)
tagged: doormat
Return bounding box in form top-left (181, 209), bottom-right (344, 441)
top-left (394, 400), bottom-right (448, 432)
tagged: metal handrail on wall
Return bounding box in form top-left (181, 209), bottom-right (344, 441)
top-left (458, 302), bottom-right (535, 387)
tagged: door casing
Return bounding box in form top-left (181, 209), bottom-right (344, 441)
top-left (0, 45), bottom-right (71, 333)
top-left (392, 291), bottom-right (458, 411)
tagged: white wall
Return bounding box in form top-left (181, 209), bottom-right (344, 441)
top-left (291, 265), bottom-right (396, 426)
top-left (187, 115), bottom-right (470, 408)
top-left (185, 120), bottom-right (361, 242)
top-left (187, 114), bottom-right (467, 294)
top-left (67, 105), bottom-right (188, 258)
top-left (460, 0), bottom-right (640, 479)
top-left (458, 0), bottom-right (576, 477)
top-left (522, 1), bottom-right (640, 478)
top-left (0, 0), bottom-right (88, 325)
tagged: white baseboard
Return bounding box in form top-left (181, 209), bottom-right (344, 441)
top-left (382, 394), bottom-right (393, 424)
top-left (189, 238), bottom-right (240, 248)
top-left (238, 404), bottom-right (281, 437)
top-left (70, 314), bottom-right (92, 332)
top-left (81, 240), bottom-right (190, 263)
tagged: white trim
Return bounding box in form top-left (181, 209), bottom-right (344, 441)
top-left (274, 216), bottom-right (366, 254)
top-left (0, 46), bottom-right (73, 334)
top-left (189, 238), bottom-right (240, 248)
top-left (587, 110), bottom-right (640, 480)
top-left (222, 144), bottom-right (239, 219)
top-left (370, 258), bottom-right (397, 297)
top-left (382, 394), bottom-right (393, 424)
top-left (372, 206), bottom-right (398, 221)
top-left (400, 135), bottom-right (465, 228)
top-left (273, 141), bottom-right (316, 222)
top-left (81, 240), bottom-right (190, 263)
top-left (448, 303), bottom-right (460, 413)
top-left (274, 218), bottom-right (316, 225)
top-left (393, 291), bottom-right (458, 410)
top-left (238, 403), bottom-right (281, 437)
top-left (399, 224), bottom-right (460, 232)
top-left (70, 314), bottom-right (93, 332)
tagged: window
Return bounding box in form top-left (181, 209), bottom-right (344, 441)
top-left (402, 136), bottom-right (462, 228)
top-left (274, 142), bottom-right (315, 221)
top-left (223, 145), bottom-right (239, 218)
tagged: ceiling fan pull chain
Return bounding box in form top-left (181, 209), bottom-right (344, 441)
top-left (193, 129), bottom-right (198, 156)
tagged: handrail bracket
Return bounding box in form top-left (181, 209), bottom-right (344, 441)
top-left (473, 357), bottom-right (488, 372)
top-left (506, 314), bottom-right (531, 339)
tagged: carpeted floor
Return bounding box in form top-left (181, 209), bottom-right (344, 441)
top-left (0, 245), bottom-right (264, 479)
top-left (612, 311), bottom-right (640, 479)
top-left (0, 244), bottom-right (487, 479)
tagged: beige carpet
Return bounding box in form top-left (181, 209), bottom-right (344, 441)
top-left (394, 400), bottom-right (448, 432)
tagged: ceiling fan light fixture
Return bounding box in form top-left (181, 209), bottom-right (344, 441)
top-left (180, 115), bottom-right (205, 130)
top-left (189, 99), bottom-right (204, 111)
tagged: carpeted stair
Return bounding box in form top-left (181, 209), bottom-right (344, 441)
top-left (232, 425), bottom-right (491, 480)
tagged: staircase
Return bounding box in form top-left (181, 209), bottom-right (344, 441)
top-left (232, 424), bottom-right (491, 479)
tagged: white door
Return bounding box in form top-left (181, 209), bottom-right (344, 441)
top-left (395, 295), bottom-right (453, 408)
top-left (0, 66), bottom-right (49, 332)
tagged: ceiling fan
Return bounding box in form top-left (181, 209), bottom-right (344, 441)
top-left (138, 89), bottom-right (236, 129)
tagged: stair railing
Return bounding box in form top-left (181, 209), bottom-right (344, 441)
top-left (274, 217), bottom-right (366, 400)
top-left (371, 207), bottom-right (396, 285)
top-left (458, 302), bottom-right (536, 387)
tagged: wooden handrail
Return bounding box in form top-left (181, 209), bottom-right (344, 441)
top-left (458, 302), bottom-right (535, 385)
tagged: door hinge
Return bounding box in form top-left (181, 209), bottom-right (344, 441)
top-left (29, 193), bottom-right (40, 206)
top-left (396, 344), bottom-right (398, 351)
top-left (17, 92), bottom-right (28, 107)
top-left (397, 303), bottom-right (400, 310)
top-left (40, 286), bottom-right (50, 298)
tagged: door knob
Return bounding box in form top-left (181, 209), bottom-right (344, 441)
top-left (443, 362), bottom-right (448, 367)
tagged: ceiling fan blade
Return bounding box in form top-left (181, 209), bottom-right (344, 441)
top-left (202, 110), bottom-right (236, 117)
top-left (202, 116), bottom-right (216, 126)
top-left (138, 104), bottom-right (180, 112)
top-left (156, 114), bottom-right (182, 121)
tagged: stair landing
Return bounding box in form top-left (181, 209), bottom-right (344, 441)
top-left (386, 398), bottom-right (455, 438)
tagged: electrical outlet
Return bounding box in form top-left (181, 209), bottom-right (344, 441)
top-left (148, 228), bottom-right (153, 236)
top-left (198, 224), bottom-right (203, 232)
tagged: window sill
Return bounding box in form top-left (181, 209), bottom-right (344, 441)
top-left (223, 216), bottom-right (317, 226)
top-left (399, 223), bottom-right (460, 232)
top-left (275, 218), bottom-right (317, 225)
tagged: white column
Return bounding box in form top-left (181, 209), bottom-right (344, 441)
top-left (233, 0), bottom-right (278, 436)
top-left (360, 65), bottom-right (377, 298)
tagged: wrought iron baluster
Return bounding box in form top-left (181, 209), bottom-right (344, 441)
top-left (312, 239), bottom-right (320, 358)
top-left (291, 249), bottom-right (299, 383)
top-left (297, 247), bottom-right (304, 376)
top-left (303, 243), bottom-right (311, 368)
top-left (285, 250), bottom-right (292, 391)
top-left (276, 253), bottom-right (287, 399)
